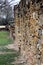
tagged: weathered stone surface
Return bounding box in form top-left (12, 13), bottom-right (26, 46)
top-left (14, 0), bottom-right (43, 65)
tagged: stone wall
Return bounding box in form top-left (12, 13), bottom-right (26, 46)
top-left (14, 0), bottom-right (43, 65)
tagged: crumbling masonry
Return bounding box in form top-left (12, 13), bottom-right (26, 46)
top-left (14, 0), bottom-right (43, 65)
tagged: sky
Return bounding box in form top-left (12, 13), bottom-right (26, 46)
top-left (8, 0), bottom-right (20, 10)
top-left (8, 0), bottom-right (20, 17)
top-left (0, 0), bottom-right (21, 18)
top-left (8, 0), bottom-right (20, 6)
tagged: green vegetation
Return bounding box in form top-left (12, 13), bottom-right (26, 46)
top-left (0, 47), bottom-right (19, 65)
top-left (0, 53), bottom-right (19, 65)
top-left (0, 47), bottom-right (16, 52)
top-left (0, 31), bottom-right (19, 65)
top-left (0, 31), bottom-right (13, 46)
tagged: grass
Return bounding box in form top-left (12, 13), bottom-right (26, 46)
top-left (0, 47), bottom-right (19, 65)
top-left (0, 52), bottom-right (19, 65)
top-left (0, 31), bottom-right (13, 46)
top-left (0, 47), bottom-right (16, 52)
top-left (0, 30), bottom-right (20, 65)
